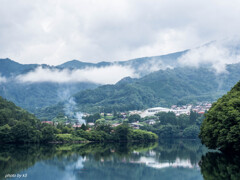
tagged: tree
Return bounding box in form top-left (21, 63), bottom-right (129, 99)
top-left (128, 114), bottom-right (141, 123)
top-left (156, 124), bottom-right (179, 138)
top-left (62, 126), bottom-right (71, 134)
top-left (80, 124), bottom-right (87, 131)
top-left (156, 112), bottom-right (177, 125)
top-left (11, 122), bottom-right (31, 143)
top-left (95, 119), bottom-right (106, 126)
top-left (189, 110), bottom-right (198, 124)
top-left (84, 113), bottom-right (101, 123)
top-left (114, 124), bottom-right (130, 141)
top-left (177, 114), bottom-right (189, 129)
top-left (200, 81), bottom-right (240, 152)
top-left (183, 125), bottom-right (199, 138)
top-left (41, 126), bottom-right (55, 142)
top-left (0, 124), bottom-right (13, 143)
top-left (95, 124), bottom-right (112, 134)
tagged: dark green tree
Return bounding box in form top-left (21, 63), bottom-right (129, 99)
top-left (0, 124), bottom-right (13, 143)
top-left (200, 81), bottom-right (240, 152)
top-left (114, 124), bottom-right (130, 141)
top-left (189, 110), bottom-right (198, 124)
top-left (95, 124), bottom-right (112, 134)
top-left (128, 114), bottom-right (141, 123)
top-left (41, 125), bottom-right (55, 142)
top-left (156, 112), bottom-right (177, 125)
top-left (80, 124), bottom-right (87, 131)
top-left (183, 125), bottom-right (199, 138)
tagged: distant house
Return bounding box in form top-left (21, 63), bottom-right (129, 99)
top-left (41, 121), bottom-right (53, 125)
top-left (130, 122), bottom-right (143, 129)
top-left (73, 124), bottom-right (82, 128)
top-left (146, 119), bottom-right (156, 125)
top-left (88, 122), bottom-right (95, 126)
top-left (112, 123), bottom-right (121, 127)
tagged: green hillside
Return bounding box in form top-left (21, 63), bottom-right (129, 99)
top-left (73, 64), bottom-right (240, 113)
top-left (0, 96), bottom-right (38, 127)
top-left (0, 96), bottom-right (54, 143)
top-left (200, 80), bottom-right (240, 152)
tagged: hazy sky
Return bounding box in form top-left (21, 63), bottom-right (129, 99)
top-left (1, 0), bottom-right (240, 65)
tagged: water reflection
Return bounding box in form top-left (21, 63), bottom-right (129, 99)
top-left (199, 152), bottom-right (240, 180)
top-left (0, 140), bottom-right (208, 180)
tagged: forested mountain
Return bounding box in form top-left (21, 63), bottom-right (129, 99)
top-left (72, 63), bottom-right (240, 113)
top-left (0, 82), bottom-right (97, 112)
top-left (36, 63), bottom-right (240, 120)
top-left (0, 51), bottom-right (185, 112)
top-left (57, 51), bottom-right (186, 76)
top-left (0, 58), bottom-right (97, 112)
top-left (1, 40), bottom-right (240, 115)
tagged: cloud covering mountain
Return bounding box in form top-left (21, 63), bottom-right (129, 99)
top-left (1, 0), bottom-right (240, 65)
top-left (178, 38), bottom-right (240, 73)
top-left (16, 65), bottom-right (138, 84)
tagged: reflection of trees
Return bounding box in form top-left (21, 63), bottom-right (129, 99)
top-left (154, 139), bottom-right (208, 165)
top-left (199, 152), bottom-right (240, 180)
top-left (0, 142), bottom-right (157, 180)
top-left (0, 140), bottom-right (206, 180)
top-left (78, 140), bottom-right (206, 180)
top-left (0, 144), bottom-right (57, 180)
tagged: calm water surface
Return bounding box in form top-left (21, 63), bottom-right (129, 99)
top-left (1, 139), bottom-right (239, 180)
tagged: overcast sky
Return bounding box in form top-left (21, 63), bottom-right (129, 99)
top-left (1, 0), bottom-right (240, 65)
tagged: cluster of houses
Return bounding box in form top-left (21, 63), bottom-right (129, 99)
top-left (129, 103), bottom-right (212, 118)
top-left (129, 106), bottom-right (192, 118)
top-left (42, 102), bottom-right (212, 129)
top-left (191, 102), bottom-right (212, 114)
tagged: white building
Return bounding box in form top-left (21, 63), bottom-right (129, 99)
top-left (139, 106), bottom-right (192, 118)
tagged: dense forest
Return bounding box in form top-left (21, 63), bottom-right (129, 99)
top-left (0, 51), bottom-right (183, 113)
top-left (0, 96), bottom-right (157, 144)
top-left (140, 111), bottom-right (203, 139)
top-left (36, 63), bottom-right (240, 120)
top-left (73, 64), bottom-right (240, 113)
top-left (200, 80), bottom-right (240, 152)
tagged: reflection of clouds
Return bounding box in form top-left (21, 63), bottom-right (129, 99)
top-left (63, 157), bottom-right (85, 170)
top-left (61, 157), bottom-right (85, 180)
top-left (75, 157), bottom-right (85, 169)
top-left (0, 75), bottom-right (6, 83)
top-left (131, 157), bottom-right (199, 169)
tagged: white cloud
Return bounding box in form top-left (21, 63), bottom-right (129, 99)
top-left (1, 0), bottom-right (240, 64)
top-left (0, 75), bottom-right (7, 83)
top-left (16, 65), bottom-right (138, 84)
top-left (177, 38), bottom-right (240, 73)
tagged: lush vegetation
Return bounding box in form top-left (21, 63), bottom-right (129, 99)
top-left (72, 64), bottom-right (240, 113)
top-left (34, 63), bottom-right (240, 119)
top-left (0, 96), bottom-right (158, 144)
top-left (200, 152), bottom-right (240, 180)
top-left (80, 110), bottom-right (203, 139)
top-left (0, 53), bottom-right (184, 114)
top-left (140, 111), bottom-right (203, 139)
top-left (0, 81), bottom-right (97, 113)
top-left (199, 81), bottom-right (240, 152)
top-left (0, 96), bottom-right (44, 143)
top-left (71, 123), bottom-right (158, 142)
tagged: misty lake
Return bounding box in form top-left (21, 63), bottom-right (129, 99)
top-left (1, 139), bottom-right (239, 180)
